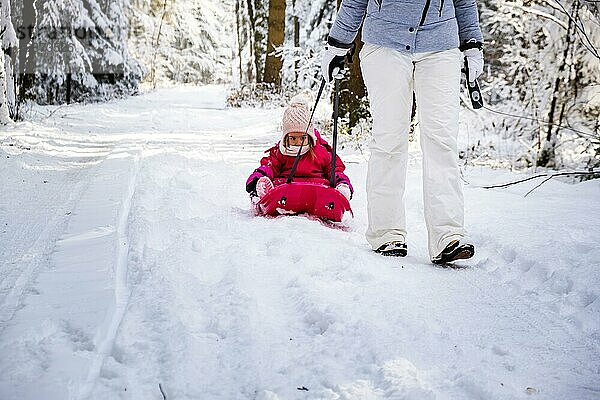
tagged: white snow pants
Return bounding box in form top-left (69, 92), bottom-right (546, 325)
top-left (360, 43), bottom-right (465, 259)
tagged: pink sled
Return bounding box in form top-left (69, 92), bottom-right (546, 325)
top-left (255, 178), bottom-right (353, 223)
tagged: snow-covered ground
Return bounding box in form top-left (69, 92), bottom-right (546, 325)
top-left (0, 86), bottom-right (598, 400)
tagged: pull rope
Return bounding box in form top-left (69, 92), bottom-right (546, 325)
top-left (287, 78), bottom-right (327, 184)
top-left (330, 79), bottom-right (340, 188)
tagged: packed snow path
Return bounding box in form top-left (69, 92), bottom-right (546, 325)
top-left (0, 87), bottom-right (598, 400)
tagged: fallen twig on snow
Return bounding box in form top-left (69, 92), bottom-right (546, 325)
top-left (481, 171), bottom-right (599, 197)
top-left (159, 383), bottom-right (167, 400)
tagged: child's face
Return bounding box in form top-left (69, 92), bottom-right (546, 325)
top-left (286, 132), bottom-right (309, 146)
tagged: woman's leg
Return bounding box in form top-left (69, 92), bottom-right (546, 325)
top-left (413, 48), bottom-right (465, 259)
top-left (360, 43), bottom-right (414, 250)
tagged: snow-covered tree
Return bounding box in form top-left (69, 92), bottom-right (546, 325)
top-left (281, 0), bottom-right (333, 89)
top-left (479, 0), bottom-right (599, 169)
top-left (28, 0), bottom-right (143, 104)
top-left (233, 0), bottom-right (268, 84)
top-left (234, 0), bottom-right (254, 83)
top-left (7, 0), bottom-right (142, 106)
top-left (231, 0), bottom-right (334, 88)
top-left (128, 0), bottom-right (234, 86)
top-left (10, 0), bottom-right (35, 118)
top-left (1, 0), bottom-right (17, 124)
top-left (0, 38), bottom-right (10, 124)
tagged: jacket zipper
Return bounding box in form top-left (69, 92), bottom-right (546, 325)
top-left (376, 0), bottom-right (382, 12)
top-left (439, 0), bottom-right (444, 16)
top-left (419, 0), bottom-right (432, 26)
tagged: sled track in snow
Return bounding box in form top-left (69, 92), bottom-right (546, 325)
top-left (78, 154), bottom-right (141, 399)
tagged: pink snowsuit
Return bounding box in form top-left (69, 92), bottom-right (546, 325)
top-left (246, 129), bottom-right (353, 195)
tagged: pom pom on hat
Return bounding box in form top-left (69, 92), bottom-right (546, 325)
top-left (289, 89), bottom-right (315, 108)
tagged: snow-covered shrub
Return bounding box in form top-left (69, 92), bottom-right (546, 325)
top-left (226, 82), bottom-right (288, 108)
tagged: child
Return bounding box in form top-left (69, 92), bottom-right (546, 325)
top-left (246, 101), bottom-right (353, 201)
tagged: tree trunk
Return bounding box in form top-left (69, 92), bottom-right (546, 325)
top-left (17, 0), bottom-right (36, 110)
top-left (0, 48), bottom-right (10, 124)
top-left (292, 0), bottom-right (299, 78)
top-left (150, 0), bottom-right (169, 88)
top-left (0, 11), bottom-right (12, 123)
top-left (7, 50), bottom-right (16, 118)
top-left (336, 0), bottom-right (367, 129)
top-left (263, 0), bottom-right (285, 86)
top-left (235, 0), bottom-right (243, 83)
top-left (245, 0), bottom-right (257, 82)
top-left (539, 0), bottom-right (580, 168)
top-left (1, 0), bottom-right (16, 118)
top-left (340, 34), bottom-right (367, 128)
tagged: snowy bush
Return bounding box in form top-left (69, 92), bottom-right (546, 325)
top-left (227, 83), bottom-right (288, 108)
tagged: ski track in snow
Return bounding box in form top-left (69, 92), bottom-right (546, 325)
top-left (78, 153), bottom-right (140, 399)
top-left (0, 166), bottom-right (90, 327)
top-left (0, 86), bottom-right (599, 400)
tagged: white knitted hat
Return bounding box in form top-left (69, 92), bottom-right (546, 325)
top-left (281, 103), bottom-right (316, 143)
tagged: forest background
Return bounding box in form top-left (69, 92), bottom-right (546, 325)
top-left (1, 0), bottom-right (599, 171)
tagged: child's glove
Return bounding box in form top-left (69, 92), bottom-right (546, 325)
top-left (246, 171), bottom-right (265, 195)
top-left (336, 183), bottom-right (352, 201)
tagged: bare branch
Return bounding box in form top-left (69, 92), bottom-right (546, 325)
top-left (159, 383), bottom-right (167, 400)
top-left (505, 3), bottom-right (568, 29)
top-left (549, 0), bottom-right (600, 58)
top-left (481, 105), bottom-right (598, 139)
top-left (481, 171), bottom-right (600, 192)
top-left (524, 175), bottom-right (558, 197)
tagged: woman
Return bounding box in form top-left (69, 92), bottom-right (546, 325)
top-left (322, 0), bottom-right (483, 263)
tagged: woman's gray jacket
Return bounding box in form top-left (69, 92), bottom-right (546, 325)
top-left (328, 0), bottom-right (483, 53)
